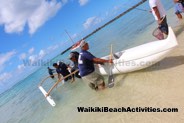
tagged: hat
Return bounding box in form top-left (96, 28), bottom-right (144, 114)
top-left (80, 40), bottom-right (87, 47)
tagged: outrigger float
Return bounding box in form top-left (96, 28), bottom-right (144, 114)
top-left (39, 27), bottom-right (178, 106)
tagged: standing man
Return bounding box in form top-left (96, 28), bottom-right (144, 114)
top-left (149, 0), bottom-right (168, 36)
top-left (78, 40), bottom-right (112, 91)
top-left (68, 51), bottom-right (81, 81)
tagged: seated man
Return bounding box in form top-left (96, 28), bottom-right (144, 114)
top-left (53, 61), bottom-right (73, 82)
top-left (69, 51), bottom-right (81, 81)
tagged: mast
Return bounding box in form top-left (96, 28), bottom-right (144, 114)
top-left (65, 30), bottom-right (74, 44)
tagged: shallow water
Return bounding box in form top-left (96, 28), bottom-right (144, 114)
top-left (1, 1), bottom-right (184, 123)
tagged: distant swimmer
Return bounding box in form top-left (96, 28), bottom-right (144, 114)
top-left (149, 0), bottom-right (168, 37)
top-left (78, 40), bottom-right (112, 91)
top-left (53, 61), bottom-right (73, 82)
top-left (68, 51), bottom-right (81, 81)
top-left (47, 67), bottom-right (55, 79)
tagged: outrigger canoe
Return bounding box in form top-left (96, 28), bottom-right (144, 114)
top-left (71, 40), bottom-right (81, 51)
top-left (95, 27), bottom-right (178, 75)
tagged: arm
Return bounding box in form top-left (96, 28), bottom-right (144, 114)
top-left (58, 74), bottom-right (62, 80)
top-left (93, 58), bottom-right (112, 64)
top-left (84, 51), bottom-right (112, 64)
top-left (152, 6), bottom-right (162, 24)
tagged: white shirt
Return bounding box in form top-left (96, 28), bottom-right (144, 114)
top-left (149, 0), bottom-right (166, 20)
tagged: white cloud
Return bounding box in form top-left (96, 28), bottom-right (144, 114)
top-left (47, 45), bottom-right (59, 51)
top-left (0, 0), bottom-right (63, 34)
top-left (83, 16), bottom-right (102, 29)
top-left (19, 53), bottom-right (27, 60)
top-left (28, 0), bottom-right (62, 34)
top-left (28, 47), bottom-right (35, 54)
top-left (0, 72), bottom-right (12, 83)
top-left (39, 49), bottom-right (46, 59)
top-left (29, 55), bottom-right (37, 64)
top-left (26, 44), bottom-right (60, 65)
top-left (72, 33), bottom-right (78, 39)
top-left (61, 0), bottom-right (68, 4)
top-left (0, 51), bottom-right (16, 72)
top-left (17, 64), bottom-right (26, 72)
top-left (79, 0), bottom-right (89, 6)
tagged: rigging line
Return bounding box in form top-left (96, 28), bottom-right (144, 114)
top-left (65, 30), bottom-right (74, 44)
top-left (82, 0), bottom-right (148, 40)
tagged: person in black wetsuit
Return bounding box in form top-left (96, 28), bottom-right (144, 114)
top-left (69, 51), bottom-right (81, 81)
top-left (53, 61), bottom-right (73, 82)
top-left (47, 67), bottom-right (55, 79)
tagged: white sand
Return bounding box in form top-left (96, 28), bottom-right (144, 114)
top-left (74, 8), bottom-right (184, 123)
top-left (40, 7), bottom-right (184, 123)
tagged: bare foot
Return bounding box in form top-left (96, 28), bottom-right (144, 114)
top-left (71, 78), bottom-right (75, 83)
top-left (97, 82), bottom-right (105, 90)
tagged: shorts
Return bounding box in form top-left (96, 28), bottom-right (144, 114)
top-left (158, 16), bottom-right (168, 35)
top-left (175, 3), bottom-right (184, 14)
top-left (180, 1), bottom-right (184, 7)
top-left (82, 72), bottom-right (104, 86)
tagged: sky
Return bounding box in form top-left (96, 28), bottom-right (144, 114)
top-left (0, 0), bottom-right (140, 92)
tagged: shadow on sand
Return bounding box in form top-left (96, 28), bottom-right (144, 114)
top-left (114, 74), bottom-right (128, 87)
top-left (112, 56), bottom-right (184, 86)
top-left (140, 55), bottom-right (184, 72)
top-left (173, 23), bottom-right (184, 37)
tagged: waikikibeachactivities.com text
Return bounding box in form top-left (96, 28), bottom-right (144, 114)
top-left (77, 107), bottom-right (178, 113)
top-left (22, 59), bottom-right (161, 67)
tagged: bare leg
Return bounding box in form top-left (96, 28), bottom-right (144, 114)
top-left (176, 13), bottom-right (182, 19)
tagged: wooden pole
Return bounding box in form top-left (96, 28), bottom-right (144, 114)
top-left (47, 70), bottom-right (79, 96)
top-left (39, 73), bottom-right (58, 86)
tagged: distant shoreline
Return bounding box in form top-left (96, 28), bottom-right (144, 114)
top-left (61, 0), bottom-right (147, 55)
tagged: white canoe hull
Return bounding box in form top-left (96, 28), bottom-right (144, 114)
top-left (95, 27), bottom-right (178, 75)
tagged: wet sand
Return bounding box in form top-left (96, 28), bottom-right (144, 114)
top-left (40, 8), bottom-right (184, 123)
top-left (74, 8), bottom-right (184, 123)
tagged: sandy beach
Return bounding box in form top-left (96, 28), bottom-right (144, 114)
top-left (38, 7), bottom-right (184, 123)
top-left (1, 2), bottom-right (184, 123)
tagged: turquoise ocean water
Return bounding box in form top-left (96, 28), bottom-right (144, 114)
top-left (0, 1), bottom-right (174, 123)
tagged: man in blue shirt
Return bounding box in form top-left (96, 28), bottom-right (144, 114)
top-left (78, 40), bottom-right (112, 91)
top-left (53, 61), bottom-right (73, 82)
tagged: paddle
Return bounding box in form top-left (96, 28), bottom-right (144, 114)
top-left (108, 44), bottom-right (114, 88)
